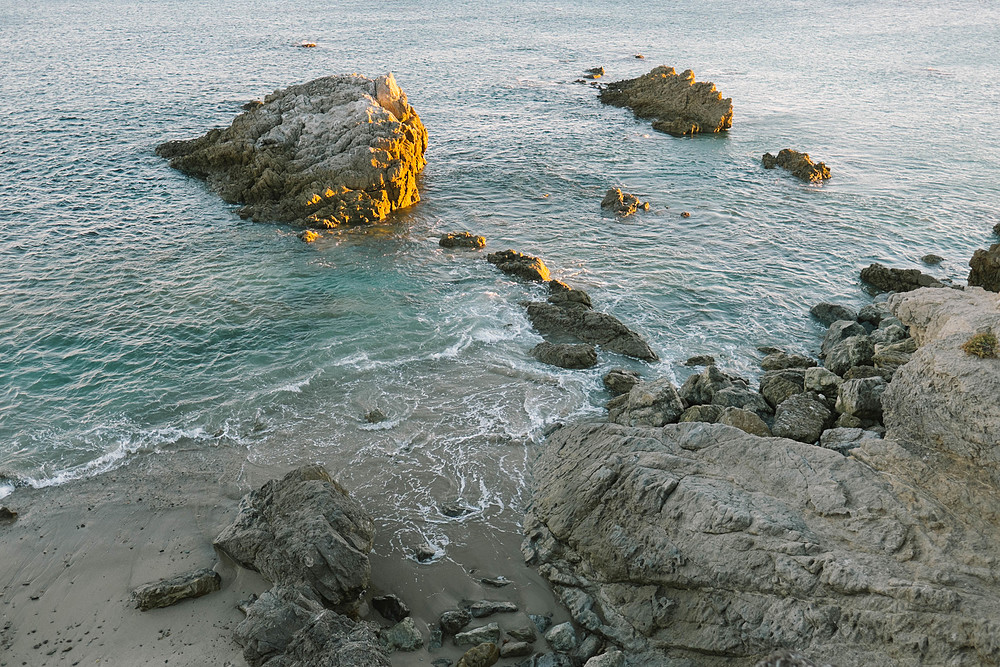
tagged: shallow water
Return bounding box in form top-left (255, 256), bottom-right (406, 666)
top-left (2, 0), bottom-right (999, 550)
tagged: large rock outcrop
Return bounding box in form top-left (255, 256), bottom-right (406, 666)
top-left (968, 243), bottom-right (1000, 292)
top-left (157, 73), bottom-right (427, 228)
top-left (599, 66), bottom-right (733, 137)
top-left (524, 287), bottom-right (1000, 666)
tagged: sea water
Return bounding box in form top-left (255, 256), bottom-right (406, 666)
top-left (1, 0), bottom-right (998, 549)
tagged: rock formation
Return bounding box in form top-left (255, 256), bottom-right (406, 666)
top-left (156, 73), bottom-right (427, 228)
top-left (599, 66), bottom-right (733, 137)
top-left (601, 189), bottom-right (649, 217)
top-left (860, 263), bottom-right (944, 293)
top-left (762, 149), bottom-right (831, 183)
top-left (968, 243), bottom-right (1000, 292)
top-left (486, 250), bottom-right (551, 283)
top-left (132, 569), bottom-right (221, 611)
top-left (524, 287), bottom-right (1000, 666)
top-left (441, 232), bottom-right (486, 249)
top-left (531, 342), bottom-right (598, 369)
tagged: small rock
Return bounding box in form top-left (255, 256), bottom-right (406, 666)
top-left (487, 249), bottom-right (550, 283)
top-left (809, 303), bottom-right (857, 326)
top-left (762, 149), bottom-right (830, 182)
top-left (719, 407), bottom-right (771, 437)
top-left (574, 633), bottom-right (603, 661)
top-left (501, 641), bottom-right (534, 658)
top-left (440, 609), bottom-right (473, 635)
top-left (299, 229), bottom-right (320, 243)
top-left (836, 377), bottom-right (887, 421)
top-left (454, 623), bottom-right (502, 647)
top-left (870, 323), bottom-right (908, 346)
top-left (759, 369), bottom-right (806, 409)
top-left (711, 385), bottom-right (772, 419)
top-left (414, 543), bottom-right (438, 562)
top-left (819, 427), bottom-right (875, 454)
top-left (873, 339), bottom-right (915, 372)
top-left (680, 211), bottom-right (691, 218)
top-left (429, 627), bottom-right (443, 650)
top-left (480, 576), bottom-right (512, 588)
top-left (457, 642), bottom-right (500, 667)
top-left (544, 622), bottom-right (577, 652)
top-left (0, 506), bottom-right (17, 524)
top-left (372, 594), bottom-right (409, 623)
top-left (835, 412), bottom-right (864, 429)
top-left (860, 263), bottom-right (944, 293)
top-left (634, 54), bottom-right (645, 59)
top-left (921, 254), bottom-right (944, 265)
top-left (755, 648), bottom-right (823, 667)
top-left (531, 342), bottom-right (598, 369)
top-left (994, 222), bottom-right (1000, 236)
top-left (824, 335), bottom-right (874, 376)
top-left (602, 368), bottom-right (641, 396)
top-left (842, 364), bottom-right (892, 381)
top-left (433, 659), bottom-right (454, 667)
top-left (821, 320), bottom-right (867, 358)
top-left (857, 303), bottom-right (890, 326)
top-left (608, 378), bottom-right (686, 427)
top-left (531, 654), bottom-right (576, 667)
top-left (384, 617), bottom-right (423, 651)
top-left (365, 408), bottom-right (387, 423)
top-left (507, 625), bottom-right (537, 643)
top-left (440, 500), bottom-right (472, 518)
top-left (469, 600), bottom-right (518, 618)
top-left (133, 568), bottom-right (221, 611)
top-left (684, 354), bottom-right (715, 366)
top-left (586, 66), bottom-right (605, 76)
top-left (600, 188), bottom-right (649, 216)
top-left (679, 365), bottom-right (732, 405)
top-left (440, 232), bottom-right (486, 249)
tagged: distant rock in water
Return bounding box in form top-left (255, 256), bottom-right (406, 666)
top-left (440, 232), bottom-right (486, 249)
top-left (921, 254), bottom-right (944, 265)
top-left (601, 188), bottom-right (649, 217)
top-left (156, 73), bottom-right (427, 228)
top-left (968, 243), bottom-right (1000, 292)
top-left (762, 149), bottom-right (831, 183)
top-left (531, 342), bottom-right (598, 369)
top-left (486, 249), bottom-right (551, 282)
top-left (860, 262), bottom-right (944, 293)
top-left (599, 66), bottom-right (733, 137)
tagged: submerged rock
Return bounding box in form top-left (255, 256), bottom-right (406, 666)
top-left (157, 73), bottom-right (427, 228)
top-left (133, 568), bottom-right (221, 611)
top-left (525, 299), bottom-right (656, 361)
top-left (968, 243), bottom-right (1000, 292)
top-left (486, 249), bottom-right (551, 283)
top-left (761, 149), bottom-right (830, 183)
top-left (531, 342), bottom-right (598, 369)
top-left (860, 262), bottom-right (944, 293)
top-left (600, 188), bottom-right (649, 216)
top-left (441, 232), bottom-right (486, 249)
top-left (599, 66), bottom-right (733, 136)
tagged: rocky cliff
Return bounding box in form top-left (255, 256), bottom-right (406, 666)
top-left (524, 287), bottom-right (1000, 666)
top-left (157, 73), bottom-right (427, 228)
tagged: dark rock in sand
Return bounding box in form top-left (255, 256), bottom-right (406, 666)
top-left (481, 576), bottom-right (512, 588)
top-left (860, 262), bottom-right (944, 293)
top-left (968, 243), bottom-right (1000, 292)
top-left (820, 320), bottom-right (867, 358)
top-left (758, 369), bottom-right (806, 409)
top-left (600, 188), bottom-right (649, 216)
top-left (529, 614), bottom-right (552, 633)
top-left (501, 641), bottom-right (534, 658)
top-left (457, 642), bottom-right (500, 667)
top-left (383, 616), bottom-right (423, 651)
top-left (683, 354), bottom-right (715, 366)
top-left (824, 335), bottom-right (875, 376)
top-left (440, 609), bottom-right (473, 635)
top-left (921, 254), bottom-right (944, 265)
top-left (213, 465), bottom-right (374, 613)
top-left (507, 625), bottom-right (538, 643)
top-left (771, 393), bottom-right (833, 443)
top-left (836, 377), bottom-right (887, 421)
top-left (429, 627), bottom-right (444, 650)
top-left (809, 302), bottom-right (857, 326)
top-left (599, 66), bottom-right (733, 136)
top-left (760, 351), bottom-right (816, 371)
top-left (525, 301), bottom-right (656, 361)
top-left (487, 249), bottom-right (551, 283)
top-left (133, 568), bottom-right (221, 611)
top-left (441, 232), bottom-right (486, 250)
top-left (679, 364), bottom-right (732, 405)
top-left (414, 543), bottom-right (438, 562)
top-left (761, 149), bottom-right (831, 183)
top-left (365, 408), bottom-right (387, 423)
top-left (602, 369), bottom-right (641, 396)
top-left (608, 378), bottom-right (685, 427)
top-left (372, 594), bottom-right (409, 623)
top-left (454, 623), bottom-right (502, 647)
top-left (531, 342), bottom-right (598, 369)
top-left (0, 506), bottom-right (17, 525)
top-left (469, 600), bottom-right (518, 618)
top-left (678, 404), bottom-right (725, 424)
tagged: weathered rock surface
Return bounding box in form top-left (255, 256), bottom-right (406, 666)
top-left (760, 351), bottom-right (815, 371)
top-left (157, 74), bottom-right (427, 228)
top-left (711, 385), bottom-right (772, 419)
top-left (678, 404), bottom-right (724, 424)
top-left (803, 367), bottom-right (842, 396)
top-left (372, 594), bottom-right (409, 623)
top-left (531, 342), bottom-right (598, 369)
top-left (679, 364), bottom-right (733, 405)
top-left (607, 378), bottom-right (684, 427)
top-left (968, 243), bottom-right (1000, 292)
top-left (457, 642), bottom-right (500, 667)
top-left (469, 600), bottom-right (518, 618)
top-left (860, 262), bottom-right (944, 293)
top-left (758, 369), bottom-right (806, 409)
top-left (545, 622), bottom-right (577, 652)
top-left (440, 609), bottom-right (473, 635)
top-left (820, 320), bottom-right (867, 358)
top-left (213, 465), bottom-right (374, 613)
top-left (601, 188), bottom-right (649, 216)
top-left (770, 392), bottom-right (831, 443)
top-left (602, 369), bottom-right (641, 396)
top-left (133, 568), bottom-right (221, 611)
top-left (525, 299), bottom-right (656, 361)
top-left (487, 250), bottom-right (551, 283)
top-left (441, 232), bottom-right (486, 249)
top-left (824, 335), bottom-right (874, 376)
top-left (718, 406), bottom-right (771, 437)
top-left (809, 303), bottom-right (857, 326)
top-left (383, 616), bottom-right (423, 651)
top-left (455, 623), bottom-right (502, 647)
top-left (819, 427), bottom-right (877, 454)
top-left (761, 149), bottom-right (830, 183)
top-left (599, 66), bottom-right (733, 136)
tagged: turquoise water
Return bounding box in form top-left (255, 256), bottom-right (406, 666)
top-left (2, 0), bottom-right (998, 546)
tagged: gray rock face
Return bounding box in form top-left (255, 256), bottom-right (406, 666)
top-left (607, 378), bottom-right (685, 427)
top-left (600, 188), bottom-right (649, 216)
top-left (762, 149), bottom-right (831, 183)
top-left (824, 335), bottom-right (874, 376)
top-left (132, 568), bottom-right (221, 611)
top-left (803, 367), bottom-right (842, 396)
top-left (531, 342), bottom-right (598, 369)
top-left (454, 623), bottom-right (502, 647)
top-left (372, 594), bottom-right (409, 623)
top-left (760, 351), bottom-right (816, 371)
top-left (819, 427), bottom-right (877, 454)
top-left (545, 622), bottom-right (577, 652)
top-left (156, 74), bottom-right (426, 228)
top-left (758, 369), bottom-right (806, 408)
top-left (873, 339), bottom-right (915, 373)
top-left (213, 465), bottom-right (375, 613)
top-left (584, 651), bottom-right (625, 667)
top-left (870, 322), bottom-right (908, 346)
top-left (487, 250), bottom-right (551, 283)
top-left (602, 369), bottom-right (641, 396)
top-left (525, 300), bottom-right (657, 361)
top-left (820, 320), bottom-right (867, 358)
top-left (383, 617), bottom-right (423, 651)
top-left (809, 303), bottom-right (857, 326)
top-left (771, 393), bottom-right (832, 443)
top-left (718, 407), bottom-right (771, 437)
top-left (599, 66), bottom-right (733, 136)
top-left (860, 263), bottom-right (944, 293)
top-left (835, 377), bottom-right (887, 421)
top-left (678, 404), bottom-right (724, 424)
top-left (755, 649), bottom-right (827, 667)
top-left (440, 609), bottom-right (473, 635)
top-left (857, 302), bottom-right (890, 326)
top-left (441, 232), bottom-right (486, 249)
top-left (679, 365), bottom-right (732, 405)
top-left (469, 600), bottom-right (518, 618)
top-left (968, 243), bottom-right (1000, 292)
top-left (711, 385), bottom-right (771, 419)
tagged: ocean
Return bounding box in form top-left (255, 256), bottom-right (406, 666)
top-left (2, 0), bottom-right (998, 553)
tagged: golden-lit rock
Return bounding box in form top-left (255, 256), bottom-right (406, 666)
top-left (156, 73), bottom-right (427, 229)
top-left (601, 188), bottom-right (649, 217)
top-left (762, 148), bottom-right (831, 183)
top-left (486, 249), bottom-right (550, 283)
top-left (599, 66), bottom-right (733, 136)
top-left (299, 230), bottom-right (320, 243)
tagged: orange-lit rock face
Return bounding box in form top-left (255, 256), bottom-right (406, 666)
top-left (599, 66), bottom-right (733, 137)
top-left (156, 73), bottom-right (427, 228)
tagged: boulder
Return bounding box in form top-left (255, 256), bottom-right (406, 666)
top-left (857, 303), bottom-right (891, 326)
top-left (532, 342), bottom-right (598, 369)
top-left (457, 642), bottom-right (500, 667)
top-left (156, 74), bottom-right (427, 228)
top-left (824, 335), bottom-right (875, 376)
top-left (455, 623), bottom-right (502, 647)
top-left (547, 280), bottom-right (593, 308)
top-left (372, 594), bottom-right (409, 623)
top-left (365, 408), bottom-right (387, 424)
top-left (678, 404), bottom-right (724, 424)
top-left (842, 365), bottom-right (892, 381)
top-left (761, 149), bottom-right (830, 183)
top-left (601, 188), bottom-right (649, 216)
top-left (608, 378), bottom-right (685, 427)
top-left (869, 322), bottom-right (908, 347)
top-left (598, 66), bottom-right (733, 136)
top-left (440, 609), bottom-right (473, 635)
top-left (921, 254), bottom-right (944, 265)
top-left (469, 600), bottom-right (518, 618)
top-left (213, 465), bottom-right (375, 613)
top-left (441, 232), bottom-right (486, 249)
top-left (771, 393), bottom-right (832, 443)
top-left (835, 377), bottom-right (887, 422)
top-left (758, 369), bottom-right (806, 408)
top-left (507, 626), bottom-right (537, 643)
top-left (602, 369), bottom-right (641, 396)
top-left (718, 407), bottom-right (771, 437)
top-left (803, 366), bottom-right (842, 396)
top-left (968, 243), bottom-right (1000, 292)
top-left (679, 365), bottom-right (732, 405)
top-left (501, 641), bottom-right (534, 657)
top-left (820, 320), bottom-right (867, 358)
top-left (545, 623), bottom-right (577, 652)
top-left (383, 617), bottom-right (423, 651)
top-left (860, 263), bottom-right (944, 293)
top-left (873, 339), bottom-right (916, 373)
top-left (525, 301), bottom-right (656, 361)
top-left (487, 250), bottom-right (551, 282)
top-left (132, 568), bottom-right (221, 611)
top-left (760, 351), bottom-right (816, 371)
top-left (809, 303), bottom-right (857, 326)
top-left (683, 354), bottom-right (715, 366)
top-left (711, 385), bottom-right (772, 419)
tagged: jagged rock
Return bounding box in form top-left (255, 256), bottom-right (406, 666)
top-left (835, 412), bottom-right (864, 429)
top-left (545, 623), bottom-right (577, 652)
top-left (372, 594), bottom-right (409, 622)
top-left (501, 641), bottom-right (534, 657)
top-left (602, 369), bottom-right (641, 396)
top-left (585, 67), bottom-right (605, 79)
top-left (711, 385), bottom-right (772, 419)
top-left (575, 634), bottom-right (604, 662)
top-left (600, 188), bottom-right (649, 216)
top-left (441, 232), bottom-right (486, 249)
top-left (469, 600), bottom-right (518, 618)
top-left (857, 303), bottom-right (891, 326)
top-left (487, 250), bottom-right (551, 283)
top-left (133, 568), bottom-right (221, 611)
top-left (481, 576), bottom-right (512, 588)
top-left (718, 407), bottom-right (771, 437)
top-left (679, 365), bottom-right (732, 405)
top-left (599, 66), bottom-right (733, 136)
top-left (678, 404), bottom-right (724, 424)
top-left (843, 365), bottom-right (892, 381)
top-left (869, 322), bottom-right (908, 347)
top-left (414, 543), bottom-right (438, 562)
top-left (761, 149), bottom-right (830, 183)
top-left (383, 617), bottom-right (423, 651)
top-left (607, 378), bottom-right (685, 427)
top-left (860, 263), bottom-right (944, 293)
top-left (820, 320), bottom-right (867, 358)
top-left (809, 303), bottom-right (857, 326)
top-left (235, 586), bottom-right (389, 667)
top-left (508, 626), bottom-right (537, 643)
top-left (440, 609), bottom-right (473, 635)
top-left (529, 614), bottom-right (552, 634)
top-left (803, 367), bottom-right (843, 396)
top-left (365, 408), bottom-right (387, 424)
top-left (968, 243), bottom-right (1000, 292)
top-left (525, 301), bottom-right (656, 361)
top-left (213, 465), bottom-right (374, 613)
top-left (547, 281), bottom-right (593, 308)
top-left (156, 74), bottom-right (426, 228)
top-left (531, 342), bottom-right (598, 369)
top-left (824, 335), bottom-right (875, 376)
top-left (429, 627), bottom-right (443, 650)
top-left (921, 254), bottom-right (944, 265)
top-left (456, 642), bottom-right (500, 667)
top-left (760, 351), bottom-right (815, 371)
top-left (454, 623), bottom-right (502, 647)
top-left (836, 377), bottom-right (887, 422)
top-left (771, 393), bottom-right (832, 443)
top-left (873, 339), bottom-right (915, 373)
top-left (299, 229), bottom-right (320, 243)
top-left (432, 660), bottom-right (453, 667)
top-left (684, 354), bottom-right (715, 366)
top-left (758, 369), bottom-right (806, 408)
